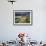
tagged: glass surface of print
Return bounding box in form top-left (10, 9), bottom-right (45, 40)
top-left (13, 10), bottom-right (32, 25)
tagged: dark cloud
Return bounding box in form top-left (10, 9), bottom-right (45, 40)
top-left (15, 12), bottom-right (30, 16)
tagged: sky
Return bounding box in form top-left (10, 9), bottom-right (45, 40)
top-left (15, 12), bottom-right (30, 16)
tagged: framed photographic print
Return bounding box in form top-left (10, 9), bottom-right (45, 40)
top-left (13, 10), bottom-right (33, 25)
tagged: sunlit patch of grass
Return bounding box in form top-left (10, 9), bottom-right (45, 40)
top-left (15, 16), bottom-right (30, 23)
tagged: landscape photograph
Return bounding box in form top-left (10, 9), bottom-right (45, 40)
top-left (15, 12), bottom-right (31, 24)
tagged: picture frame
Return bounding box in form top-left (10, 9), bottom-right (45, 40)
top-left (13, 10), bottom-right (33, 25)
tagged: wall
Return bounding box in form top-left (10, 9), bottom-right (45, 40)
top-left (0, 0), bottom-right (46, 42)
